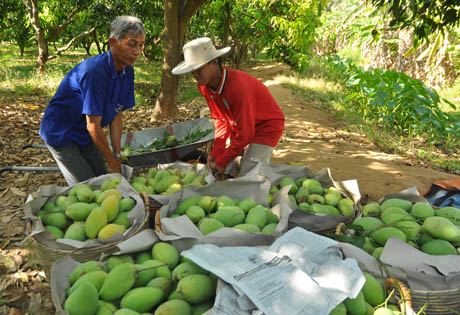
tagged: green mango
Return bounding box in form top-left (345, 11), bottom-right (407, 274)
top-left (44, 212), bottom-right (69, 229)
top-left (67, 270), bottom-right (107, 296)
top-left (172, 261), bottom-right (208, 281)
top-left (76, 184), bottom-right (95, 203)
top-left (362, 272), bottom-right (384, 307)
top-left (120, 287), bottom-right (163, 313)
top-left (45, 225), bottom-right (64, 239)
top-left (262, 223), bottom-right (277, 235)
top-left (238, 199), bottom-right (257, 213)
top-left (181, 171), bottom-right (198, 186)
top-left (101, 178), bottom-right (121, 192)
top-left (119, 198), bottom-right (136, 212)
top-left (146, 277), bottom-right (172, 300)
top-left (362, 202), bottom-right (381, 217)
top-left (177, 274), bottom-right (216, 304)
top-left (99, 263), bottom-right (137, 301)
top-left (421, 239), bottom-right (457, 255)
top-left (344, 291), bottom-right (366, 315)
top-left (68, 261), bottom-right (104, 285)
top-left (107, 255), bottom-right (134, 271)
top-left (152, 242), bottom-right (179, 269)
top-left (185, 206), bottom-right (205, 224)
top-left (245, 206), bottom-right (267, 229)
top-left (199, 218), bottom-right (224, 235)
top-left (64, 222), bottom-right (87, 241)
top-left (85, 206), bottom-right (108, 239)
top-left (64, 282), bottom-right (99, 315)
top-left (154, 299), bottom-right (192, 315)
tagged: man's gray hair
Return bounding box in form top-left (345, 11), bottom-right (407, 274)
top-left (109, 16), bottom-right (145, 40)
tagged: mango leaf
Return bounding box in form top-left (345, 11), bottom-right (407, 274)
top-left (403, 41), bottom-right (421, 58)
top-left (427, 31), bottom-right (443, 64)
top-left (346, 92), bottom-right (359, 101)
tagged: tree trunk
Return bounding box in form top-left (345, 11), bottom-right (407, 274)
top-left (93, 31), bottom-right (102, 54)
top-left (36, 27), bottom-right (48, 71)
top-left (152, 0), bottom-right (206, 120)
top-left (84, 40), bottom-right (91, 55)
top-left (22, 0), bottom-right (87, 72)
top-left (234, 42), bottom-right (248, 69)
top-left (251, 43), bottom-right (257, 59)
top-left (102, 41), bottom-right (108, 53)
top-left (153, 0), bottom-right (180, 120)
top-left (22, 0), bottom-right (48, 72)
top-left (19, 44), bottom-right (25, 57)
top-left (222, 1), bottom-right (231, 47)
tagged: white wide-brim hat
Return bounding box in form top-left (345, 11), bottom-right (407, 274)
top-left (172, 37), bottom-right (231, 75)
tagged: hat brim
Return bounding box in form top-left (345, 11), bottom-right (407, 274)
top-left (172, 47), bottom-right (231, 75)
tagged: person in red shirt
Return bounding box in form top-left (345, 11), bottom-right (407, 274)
top-left (172, 37), bottom-right (285, 177)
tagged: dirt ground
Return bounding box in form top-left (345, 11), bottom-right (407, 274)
top-left (0, 61), bottom-right (459, 314)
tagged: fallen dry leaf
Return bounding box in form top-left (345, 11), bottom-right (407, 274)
top-left (9, 187), bottom-right (27, 197)
top-left (14, 271), bottom-right (28, 282)
top-left (28, 293), bottom-right (42, 313)
top-left (0, 239), bottom-right (11, 249)
top-left (2, 216), bottom-right (12, 224)
top-left (8, 308), bottom-right (21, 315)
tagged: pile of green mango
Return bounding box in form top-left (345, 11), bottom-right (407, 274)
top-left (130, 167), bottom-right (207, 196)
top-left (270, 176), bottom-right (355, 217)
top-left (347, 198), bottom-right (460, 257)
top-left (123, 127), bottom-right (212, 157)
top-left (63, 241), bottom-right (216, 315)
top-left (170, 195), bottom-right (280, 235)
top-left (330, 271), bottom-right (401, 315)
top-left (37, 177), bottom-right (136, 241)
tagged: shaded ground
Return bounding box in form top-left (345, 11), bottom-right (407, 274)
top-left (0, 61), bottom-right (459, 314)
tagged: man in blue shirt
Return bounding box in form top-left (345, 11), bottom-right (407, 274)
top-left (39, 16), bottom-right (145, 185)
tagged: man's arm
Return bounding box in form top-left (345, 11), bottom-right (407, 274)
top-left (86, 115), bottom-right (121, 173)
top-left (214, 94), bottom-right (255, 170)
top-left (109, 111), bottom-right (123, 158)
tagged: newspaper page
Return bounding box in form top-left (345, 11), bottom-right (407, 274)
top-left (182, 227), bottom-right (365, 315)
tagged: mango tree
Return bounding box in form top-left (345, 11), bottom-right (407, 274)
top-left (0, 0), bottom-right (33, 56)
top-left (191, 0), bottom-right (326, 70)
top-left (153, 0), bottom-right (206, 119)
top-left (369, 0), bottom-right (460, 41)
top-left (20, 0), bottom-right (96, 71)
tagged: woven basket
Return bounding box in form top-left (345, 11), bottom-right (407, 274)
top-left (146, 196), bottom-right (163, 231)
top-left (26, 192), bottom-right (151, 278)
top-left (314, 206), bottom-right (362, 236)
top-left (398, 287), bottom-right (460, 314)
top-left (385, 278), bottom-right (412, 310)
top-left (155, 210), bottom-right (162, 233)
top-left (335, 224), bottom-right (460, 314)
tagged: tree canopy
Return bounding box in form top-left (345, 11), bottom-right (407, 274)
top-left (369, 0), bottom-right (460, 41)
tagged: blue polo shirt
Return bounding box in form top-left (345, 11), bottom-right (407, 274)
top-left (39, 50), bottom-right (135, 147)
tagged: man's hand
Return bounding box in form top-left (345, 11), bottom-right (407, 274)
top-left (87, 115), bottom-right (122, 174)
top-left (108, 156), bottom-right (122, 174)
top-left (207, 156), bottom-right (215, 169)
top-left (214, 163), bottom-right (225, 175)
top-left (208, 155), bottom-right (226, 179)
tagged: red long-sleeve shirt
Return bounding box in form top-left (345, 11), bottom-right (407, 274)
top-left (198, 67), bottom-right (285, 168)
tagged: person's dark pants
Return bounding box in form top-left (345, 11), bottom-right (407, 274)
top-left (46, 142), bottom-right (107, 186)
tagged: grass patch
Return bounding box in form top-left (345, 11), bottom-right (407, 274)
top-left (0, 43), bottom-right (199, 108)
top-left (275, 74), bottom-right (346, 111)
top-left (439, 78), bottom-right (460, 111)
top-left (337, 47), bottom-right (370, 68)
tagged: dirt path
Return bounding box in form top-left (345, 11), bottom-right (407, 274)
top-left (248, 63), bottom-right (460, 202)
